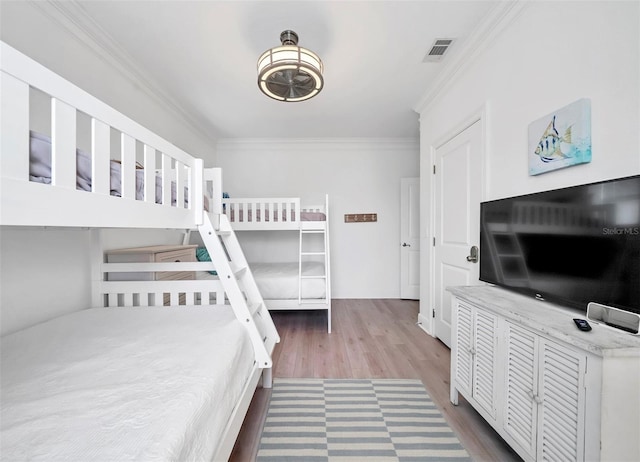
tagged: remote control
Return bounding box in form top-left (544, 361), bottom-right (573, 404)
top-left (573, 318), bottom-right (592, 331)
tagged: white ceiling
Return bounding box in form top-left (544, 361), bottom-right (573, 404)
top-left (7, 1), bottom-right (503, 140)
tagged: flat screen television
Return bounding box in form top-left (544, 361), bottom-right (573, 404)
top-left (480, 175), bottom-right (640, 315)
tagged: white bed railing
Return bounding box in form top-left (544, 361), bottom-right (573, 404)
top-left (221, 196), bottom-right (329, 231)
top-left (0, 41), bottom-right (209, 229)
top-left (100, 279), bottom-right (227, 308)
top-left (222, 197), bottom-right (302, 230)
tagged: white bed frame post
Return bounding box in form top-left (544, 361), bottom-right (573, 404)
top-left (324, 194), bottom-right (332, 330)
top-left (90, 229), bottom-right (105, 308)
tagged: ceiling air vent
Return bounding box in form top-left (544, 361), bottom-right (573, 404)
top-left (423, 39), bottom-right (455, 62)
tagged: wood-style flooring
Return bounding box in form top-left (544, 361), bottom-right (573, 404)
top-left (229, 299), bottom-right (522, 462)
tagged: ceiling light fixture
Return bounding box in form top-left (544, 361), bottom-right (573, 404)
top-left (257, 30), bottom-right (324, 102)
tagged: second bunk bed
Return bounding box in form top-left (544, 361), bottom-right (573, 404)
top-left (199, 193), bottom-right (332, 332)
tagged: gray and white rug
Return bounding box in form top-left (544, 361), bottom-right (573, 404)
top-left (257, 378), bottom-right (472, 461)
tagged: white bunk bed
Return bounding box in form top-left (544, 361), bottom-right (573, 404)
top-left (212, 195), bottom-right (332, 332)
top-left (0, 42), bottom-right (278, 462)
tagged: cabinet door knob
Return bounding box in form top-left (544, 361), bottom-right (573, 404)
top-left (527, 390), bottom-right (543, 404)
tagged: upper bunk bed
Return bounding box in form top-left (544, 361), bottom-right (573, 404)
top-left (1, 42), bottom-right (208, 230)
top-left (0, 41), bottom-right (277, 461)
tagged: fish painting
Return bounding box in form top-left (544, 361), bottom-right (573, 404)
top-left (534, 115), bottom-right (572, 163)
top-left (528, 98), bottom-right (591, 176)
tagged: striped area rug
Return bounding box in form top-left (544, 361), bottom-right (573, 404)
top-left (256, 378), bottom-right (472, 461)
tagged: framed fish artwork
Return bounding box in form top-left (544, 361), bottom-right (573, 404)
top-left (528, 98), bottom-right (591, 175)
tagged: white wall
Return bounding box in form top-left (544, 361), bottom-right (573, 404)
top-left (0, 228), bottom-right (91, 336)
top-left (0, 228), bottom-right (187, 336)
top-left (418, 1), bottom-right (640, 331)
top-left (0, 1), bottom-right (216, 163)
top-left (217, 138), bottom-right (419, 298)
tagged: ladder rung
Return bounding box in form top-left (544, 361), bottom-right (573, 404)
top-left (301, 251), bottom-right (325, 256)
top-left (248, 302), bottom-right (262, 315)
top-left (264, 334), bottom-right (277, 355)
top-left (301, 275), bottom-right (326, 279)
top-left (301, 229), bottom-right (325, 234)
top-left (234, 266), bottom-right (248, 278)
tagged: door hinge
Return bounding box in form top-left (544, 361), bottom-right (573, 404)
top-left (433, 165), bottom-right (436, 174)
top-left (432, 309), bottom-right (436, 318)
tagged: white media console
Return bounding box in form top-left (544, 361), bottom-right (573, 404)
top-left (448, 285), bottom-right (640, 462)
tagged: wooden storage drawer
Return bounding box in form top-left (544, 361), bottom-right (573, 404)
top-left (154, 248), bottom-right (195, 264)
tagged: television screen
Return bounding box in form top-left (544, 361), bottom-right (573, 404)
top-left (480, 175), bottom-right (640, 314)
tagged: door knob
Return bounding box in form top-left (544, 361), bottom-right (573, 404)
top-left (402, 243), bottom-right (411, 247)
top-left (466, 245), bottom-right (479, 263)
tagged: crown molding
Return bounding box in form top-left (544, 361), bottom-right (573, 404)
top-left (413, 0), bottom-right (528, 114)
top-left (216, 137), bottom-right (420, 152)
top-left (30, 0), bottom-right (218, 145)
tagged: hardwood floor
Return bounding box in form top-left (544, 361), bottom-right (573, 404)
top-left (229, 299), bottom-right (522, 462)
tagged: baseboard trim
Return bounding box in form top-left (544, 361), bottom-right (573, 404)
top-left (417, 312), bottom-right (434, 337)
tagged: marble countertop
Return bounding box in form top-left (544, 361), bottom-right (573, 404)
top-left (448, 285), bottom-right (640, 357)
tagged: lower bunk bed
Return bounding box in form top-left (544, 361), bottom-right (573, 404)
top-left (1, 304), bottom-right (256, 461)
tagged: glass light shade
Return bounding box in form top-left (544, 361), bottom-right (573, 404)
top-left (257, 41), bottom-right (324, 102)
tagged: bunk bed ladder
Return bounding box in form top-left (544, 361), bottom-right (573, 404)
top-left (198, 213), bottom-right (279, 380)
top-left (299, 223), bottom-right (331, 329)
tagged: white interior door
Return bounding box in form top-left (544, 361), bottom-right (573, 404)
top-left (400, 177), bottom-right (420, 299)
top-left (434, 120), bottom-right (482, 347)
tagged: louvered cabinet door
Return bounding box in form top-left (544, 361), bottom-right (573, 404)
top-left (537, 339), bottom-right (586, 462)
top-left (504, 322), bottom-right (538, 460)
top-left (453, 302), bottom-right (474, 396)
top-left (473, 309), bottom-right (498, 419)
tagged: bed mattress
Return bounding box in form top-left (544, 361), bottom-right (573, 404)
top-left (0, 305), bottom-right (254, 461)
top-left (197, 261), bottom-right (326, 299)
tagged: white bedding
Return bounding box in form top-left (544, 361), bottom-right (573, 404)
top-left (0, 305), bottom-right (254, 461)
top-left (197, 261), bottom-right (326, 300)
